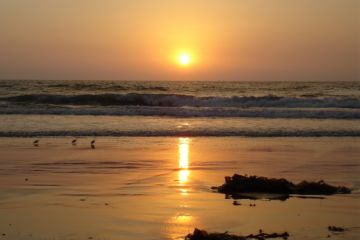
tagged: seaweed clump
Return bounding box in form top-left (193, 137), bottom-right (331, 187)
top-left (216, 174), bottom-right (351, 196)
top-left (328, 226), bottom-right (346, 232)
top-left (185, 228), bottom-right (289, 240)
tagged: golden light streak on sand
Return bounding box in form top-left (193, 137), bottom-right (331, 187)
top-left (178, 137), bottom-right (190, 170)
top-left (178, 138), bottom-right (190, 194)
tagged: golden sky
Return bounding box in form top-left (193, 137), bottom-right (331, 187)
top-left (0, 0), bottom-right (359, 81)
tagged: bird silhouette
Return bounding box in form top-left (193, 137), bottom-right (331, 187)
top-left (72, 139), bottom-right (77, 145)
top-left (91, 139), bottom-right (96, 149)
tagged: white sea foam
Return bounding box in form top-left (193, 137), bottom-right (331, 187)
top-left (1, 105), bottom-right (359, 119)
top-left (2, 93), bottom-right (360, 108)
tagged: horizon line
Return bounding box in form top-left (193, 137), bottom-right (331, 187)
top-left (0, 79), bottom-right (358, 82)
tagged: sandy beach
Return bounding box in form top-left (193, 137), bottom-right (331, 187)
top-left (0, 137), bottom-right (359, 240)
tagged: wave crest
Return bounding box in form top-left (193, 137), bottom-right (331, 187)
top-left (1, 105), bottom-right (359, 119)
top-left (2, 93), bottom-right (360, 108)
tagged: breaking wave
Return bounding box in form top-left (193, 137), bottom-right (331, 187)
top-left (2, 93), bottom-right (360, 108)
top-left (1, 105), bottom-right (360, 119)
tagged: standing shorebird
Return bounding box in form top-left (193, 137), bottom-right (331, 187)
top-left (91, 139), bottom-right (96, 149)
top-left (33, 139), bottom-right (39, 147)
top-left (72, 138), bottom-right (77, 145)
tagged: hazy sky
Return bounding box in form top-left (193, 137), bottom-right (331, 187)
top-left (0, 0), bottom-right (359, 81)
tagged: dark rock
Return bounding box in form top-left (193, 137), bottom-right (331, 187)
top-left (328, 226), bottom-right (346, 232)
top-left (216, 174), bottom-right (351, 198)
top-left (190, 228), bottom-right (209, 240)
top-left (295, 180), bottom-right (351, 195)
top-left (232, 193), bottom-right (289, 201)
top-left (185, 228), bottom-right (289, 240)
top-left (186, 228), bottom-right (245, 240)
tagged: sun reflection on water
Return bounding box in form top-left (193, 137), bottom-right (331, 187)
top-left (179, 169), bottom-right (189, 183)
top-left (166, 213), bottom-right (194, 240)
top-left (165, 138), bottom-right (197, 240)
top-left (179, 138), bottom-right (189, 169)
top-left (178, 138), bottom-right (190, 195)
top-left (174, 213), bottom-right (192, 224)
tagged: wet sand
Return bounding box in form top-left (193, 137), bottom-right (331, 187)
top-left (0, 137), bottom-right (359, 240)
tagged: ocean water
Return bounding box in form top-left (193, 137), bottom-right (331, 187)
top-left (0, 80), bottom-right (359, 137)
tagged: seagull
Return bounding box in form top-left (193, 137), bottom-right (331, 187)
top-left (91, 139), bottom-right (96, 149)
top-left (33, 139), bottom-right (39, 146)
top-left (72, 139), bottom-right (77, 145)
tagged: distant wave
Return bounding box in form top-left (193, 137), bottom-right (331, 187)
top-left (46, 84), bottom-right (169, 92)
top-left (0, 129), bottom-right (359, 137)
top-left (1, 93), bottom-right (360, 108)
top-left (1, 105), bottom-right (360, 119)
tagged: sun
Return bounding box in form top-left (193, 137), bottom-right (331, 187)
top-left (178, 53), bottom-right (191, 66)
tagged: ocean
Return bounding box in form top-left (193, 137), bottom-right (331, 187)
top-left (0, 80), bottom-right (359, 137)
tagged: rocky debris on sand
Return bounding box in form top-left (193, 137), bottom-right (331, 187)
top-left (328, 226), bottom-right (346, 232)
top-left (215, 174), bottom-right (351, 197)
top-left (229, 193), bottom-right (290, 201)
top-left (185, 228), bottom-right (289, 240)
